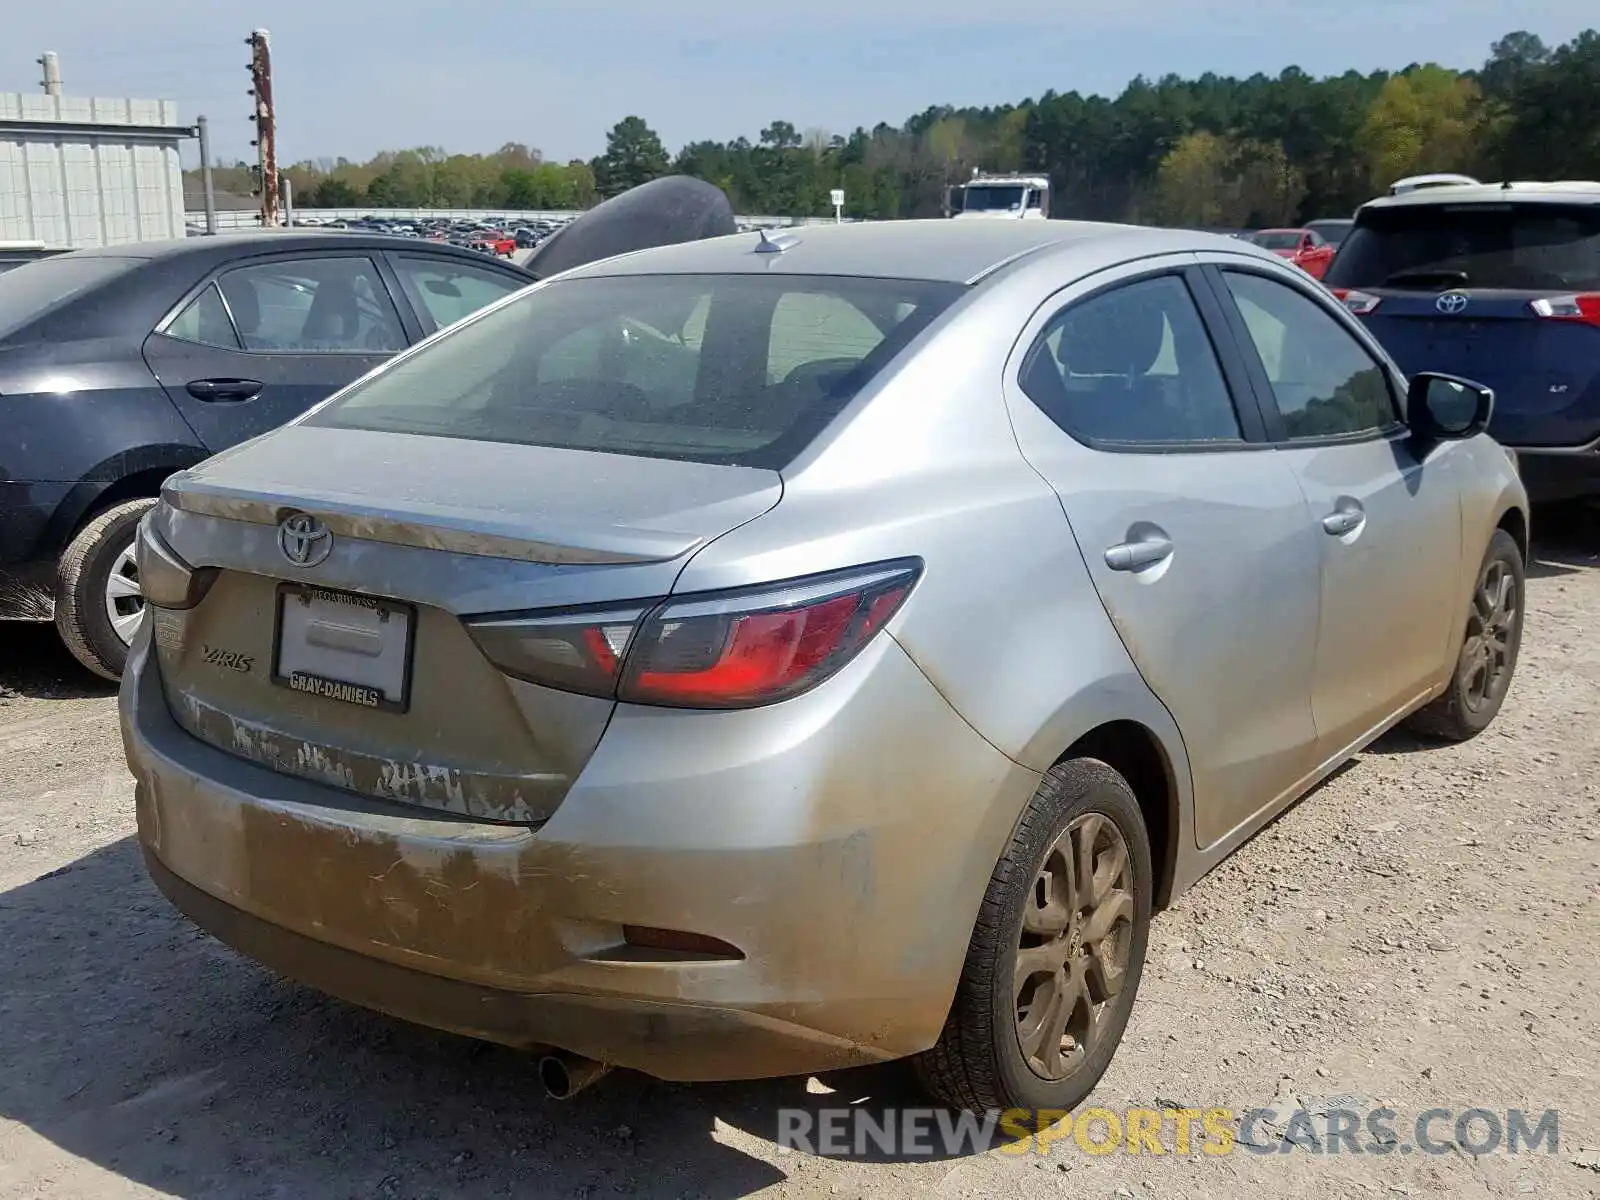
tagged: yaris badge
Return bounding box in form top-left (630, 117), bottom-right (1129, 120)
top-left (278, 513), bottom-right (332, 567)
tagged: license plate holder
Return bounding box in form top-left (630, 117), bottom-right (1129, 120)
top-left (272, 583), bottom-right (415, 713)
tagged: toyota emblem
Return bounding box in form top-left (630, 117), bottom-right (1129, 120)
top-left (278, 513), bottom-right (332, 567)
top-left (1435, 292), bottom-right (1469, 315)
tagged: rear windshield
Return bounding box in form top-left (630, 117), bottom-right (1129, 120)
top-left (0, 254), bottom-right (141, 339)
top-left (1252, 231), bottom-right (1303, 250)
top-left (1324, 202), bottom-right (1600, 291)
top-left (307, 272), bottom-right (964, 468)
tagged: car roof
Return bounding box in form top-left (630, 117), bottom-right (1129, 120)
top-left (61, 230), bottom-right (529, 271)
top-left (1361, 181), bottom-right (1600, 212)
top-left (556, 219), bottom-right (1251, 285)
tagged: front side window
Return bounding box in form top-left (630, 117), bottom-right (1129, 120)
top-left (308, 273), bottom-right (962, 468)
top-left (392, 255), bottom-right (527, 332)
top-left (1221, 271), bottom-right (1397, 439)
top-left (216, 256), bottom-right (405, 353)
top-left (1020, 273), bottom-right (1243, 446)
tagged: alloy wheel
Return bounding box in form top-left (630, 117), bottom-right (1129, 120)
top-left (1013, 812), bottom-right (1135, 1081)
top-left (1460, 558), bottom-right (1518, 713)
top-left (103, 540), bottom-right (145, 646)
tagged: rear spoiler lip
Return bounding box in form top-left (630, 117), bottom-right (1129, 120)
top-left (160, 476), bottom-right (696, 566)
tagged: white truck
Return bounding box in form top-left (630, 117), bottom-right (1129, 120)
top-left (947, 172), bottom-right (1052, 219)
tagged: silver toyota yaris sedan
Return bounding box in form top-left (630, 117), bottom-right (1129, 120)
top-left (121, 217), bottom-right (1527, 1113)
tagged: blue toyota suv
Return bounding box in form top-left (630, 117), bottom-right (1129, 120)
top-left (1324, 181), bottom-right (1600, 503)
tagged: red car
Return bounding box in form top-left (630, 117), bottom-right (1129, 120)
top-left (469, 231), bottom-right (517, 257)
top-left (1249, 227), bottom-right (1336, 280)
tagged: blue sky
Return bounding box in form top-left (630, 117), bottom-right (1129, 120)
top-left (9, 1), bottom-right (1595, 167)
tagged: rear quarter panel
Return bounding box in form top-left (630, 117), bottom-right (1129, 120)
top-left (670, 258), bottom-right (1198, 872)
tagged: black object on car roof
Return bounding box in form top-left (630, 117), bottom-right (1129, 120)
top-left (522, 175), bottom-right (736, 281)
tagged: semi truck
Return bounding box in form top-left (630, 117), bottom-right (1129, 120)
top-left (946, 171), bottom-right (1052, 219)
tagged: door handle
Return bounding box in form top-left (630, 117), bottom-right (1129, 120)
top-left (186, 378), bottom-right (262, 401)
top-left (1104, 533), bottom-right (1173, 572)
top-left (1321, 505), bottom-right (1365, 536)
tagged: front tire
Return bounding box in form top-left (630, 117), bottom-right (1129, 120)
top-left (914, 758), bottom-right (1152, 1113)
top-left (1405, 528), bottom-right (1525, 743)
top-left (54, 498), bottom-right (157, 681)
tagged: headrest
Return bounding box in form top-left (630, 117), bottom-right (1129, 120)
top-left (1058, 292), bottom-right (1166, 377)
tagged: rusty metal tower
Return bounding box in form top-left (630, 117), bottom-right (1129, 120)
top-left (247, 29), bottom-right (279, 227)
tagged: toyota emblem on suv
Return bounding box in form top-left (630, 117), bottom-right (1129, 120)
top-left (1436, 292), bottom-right (1469, 315)
top-left (278, 513), bottom-right (332, 567)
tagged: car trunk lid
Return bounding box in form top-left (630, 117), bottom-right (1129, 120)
top-left (1349, 290), bottom-right (1600, 447)
top-left (152, 425), bottom-right (782, 823)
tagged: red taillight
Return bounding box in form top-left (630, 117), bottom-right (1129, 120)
top-left (465, 604), bottom-right (650, 698)
top-left (1329, 287), bottom-right (1382, 315)
top-left (465, 560), bottom-right (921, 709)
top-left (1529, 294), bottom-right (1600, 326)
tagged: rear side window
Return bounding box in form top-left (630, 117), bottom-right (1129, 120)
top-left (216, 256), bottom-right (406, 353)
top-left (1325, 203), bottom-right (1600, 291)
top-left (0, 255), bottom-right (140, 338)
top-left (308, 273), bottom-right (962, 468)
top-left (165, 282), bottom-right (242, 349)
top-left (1020, 274), bottom-right (1242, 445)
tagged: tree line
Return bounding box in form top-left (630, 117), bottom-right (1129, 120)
top-left (193, 29), bottom-right (1598, 225)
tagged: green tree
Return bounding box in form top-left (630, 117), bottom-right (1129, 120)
top-left (594, 116), bottom-right (670, 198)
top-left (1150, 131), bottom-right (1232, 227)
top-left (306, 176), bottom-right (363, 206)
top-left (1361, 66), bottom-right (1485, 190)
top-left (182, 28), bottom-right (1600, 226)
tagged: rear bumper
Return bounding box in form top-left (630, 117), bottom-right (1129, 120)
top-left (1507, 439), bottom-right (1600, 504)
top-left (121, 619), bottom-right (1039, 1081)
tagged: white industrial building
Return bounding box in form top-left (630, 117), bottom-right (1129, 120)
top-left (0, 90), bottom-right (189, 249)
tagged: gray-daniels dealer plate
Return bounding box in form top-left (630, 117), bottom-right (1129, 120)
top-left (272, 583), bottom-right (415, 712)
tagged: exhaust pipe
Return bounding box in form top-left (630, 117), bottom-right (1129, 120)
top-left (538, 1051), bottom-right (611, 1100)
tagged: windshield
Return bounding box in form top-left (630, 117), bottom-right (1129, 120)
top-left (0, 254), bottom-right (141, 339)
top-left (1251, 231), bottom-right (1304, 251)
top-left (308, 272), bottom-right (964, 469)
top-left (963, 186), bottom-right (1026, 213)
top-left (1305, 221), bottom-right (1351, 246)
top-left (1324, 203), bottom-right (1600, 291)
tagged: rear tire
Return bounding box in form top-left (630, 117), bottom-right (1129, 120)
top-left (913, 757), bottom-right (1152, 1113)
top-left (54, 498), bottom-right (157, 682)
top-left (1405, 528), bottom-right (1525, 742)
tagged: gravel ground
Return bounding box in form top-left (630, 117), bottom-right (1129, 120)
top-left (2, 508), bottom-right (1598, 1200)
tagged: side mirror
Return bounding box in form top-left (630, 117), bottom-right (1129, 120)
top-left (1408, 371), bottom-right (1494, 440)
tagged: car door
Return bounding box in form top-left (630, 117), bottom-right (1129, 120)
top-left (385, 252), bottom-right (530, 336)
top-left (142, 252), bottom-right (407, 452)
top-left (1003, 258), bottom-right (1325, 850)
top-left (1204, 263), bottom-right (1465, 760)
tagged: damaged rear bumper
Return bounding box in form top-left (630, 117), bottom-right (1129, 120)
top-left (120, 619), bottom-right (1039, 1081)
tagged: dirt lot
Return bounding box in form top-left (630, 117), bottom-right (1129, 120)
top-left (3, 510), bottom-right (1599, 1200)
